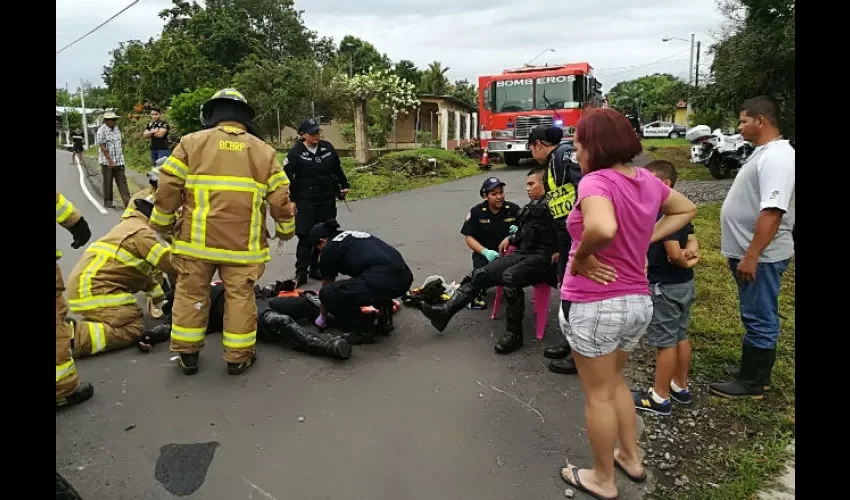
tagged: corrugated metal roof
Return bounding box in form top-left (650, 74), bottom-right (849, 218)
top-left (55, 106), bottom-right (109, 115)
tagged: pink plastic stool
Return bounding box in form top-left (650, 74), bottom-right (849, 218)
top-left (488, 246), bottom-right (553, 340)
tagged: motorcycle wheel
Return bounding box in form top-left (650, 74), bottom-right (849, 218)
top-left (707, 155), bottom-right (733, 179)
top-left (56, 471), bottom-right (83, 499)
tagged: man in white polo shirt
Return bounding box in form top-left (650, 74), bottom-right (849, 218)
top-left (710, 96), bottom-right (795, 400)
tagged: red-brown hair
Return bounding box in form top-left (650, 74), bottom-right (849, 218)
top-left (575, 109), bottom-right (643, 172)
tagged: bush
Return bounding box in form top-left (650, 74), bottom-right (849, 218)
top-left (415, 130), bottom-right (439, 148)
top-left (169, 87), bottom-right (217, 136)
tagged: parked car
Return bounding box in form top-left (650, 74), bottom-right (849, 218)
top-left (641, 121), bottom-right (687, 139)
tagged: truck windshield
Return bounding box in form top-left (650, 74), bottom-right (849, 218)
top-left (493, 82), bottom-right (534, 112)
top-left (534, 75), bottom-right (584, 110)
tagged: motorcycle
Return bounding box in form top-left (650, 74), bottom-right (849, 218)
top-left (686, 125), bottom-right (754, 179)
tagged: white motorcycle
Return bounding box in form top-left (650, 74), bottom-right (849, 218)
top-left (686, 125), bottom-right (755, 179)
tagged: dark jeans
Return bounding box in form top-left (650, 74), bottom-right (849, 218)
top-left (100, 164), bottom-right (131, 208)
top-left (727, 258), bottom-right (791, 349)
top-left (151, 149), bottom-right (170, 166)
top-left (320, 265), bottom-right (414, 330)
top-left (555, 222), bottom-right (571, 284)
top-left (295, 235), bottom-right (320, 276)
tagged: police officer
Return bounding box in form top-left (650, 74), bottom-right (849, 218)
top-left (460, 176), bottom-right (520, 309)
top-left (311, 219), bottom-right (414, 345)
top-left (284, 118), bottom-right (350, 286)
top-left (421, 167), bottom-right (559, 355)
top-left (528, 125), bottom-right (582, 373)
top-left (150, 88), bottom-right (295, 376)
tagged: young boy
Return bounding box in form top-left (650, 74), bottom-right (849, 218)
top-left (634, 160), bottom-right (700, 416)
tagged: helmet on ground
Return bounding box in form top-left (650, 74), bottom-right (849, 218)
top-left (200, 88), bottom-right (255, 127)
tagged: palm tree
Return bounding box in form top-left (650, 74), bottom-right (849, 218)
top-left (421, 61), bottom-right (450, 95)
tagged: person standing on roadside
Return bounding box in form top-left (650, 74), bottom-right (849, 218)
top-left (527, 124), bottom-right (583, 375)
top-left (144, 107), bottom-right (171, 166)
top-left (70, 128), bottom-right (84, 166)
top-left (709, 96), bottom-right (795, 400)
top-left (96, 111), bottom-right (131, 209)
top-left (284, 118), bottom-right (350, 286)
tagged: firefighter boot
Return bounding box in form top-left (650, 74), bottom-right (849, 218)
top-left (56, 382), bottom-right (94, 409)
top-left (228, 352), bottom-right (257, 375)
top-left (179, 352), bottom-right (200, 375)
top-left (709, 344), bottom-right (770, 399)
top-left (262, 310), bottom-right (352, 360)
top-left (494, 286), bottom-right (524, 354)
top-left (421, 280), bottom-right (480, 332)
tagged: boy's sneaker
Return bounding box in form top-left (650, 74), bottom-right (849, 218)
top-left (669, 386), bottom-right (693, 405)
top-left (467, 294), bottom-right (486, 310)
top-left (632, 389), bottom-right (672, 416)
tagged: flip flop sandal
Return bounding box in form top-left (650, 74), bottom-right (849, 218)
top-left (559, 464), bottom-right (618, 500)
top-left (614, 450), bottom-right (647, 483)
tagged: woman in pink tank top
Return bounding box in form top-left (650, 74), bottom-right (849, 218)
top-left (557, 109), bottom-right (696, 499)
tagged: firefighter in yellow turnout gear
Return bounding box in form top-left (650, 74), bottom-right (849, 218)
top-left (66, 197), bottom-right (176, 359)
top-left (56, 192), bottom-right (93, 409)
top-left (150, 88), bottom-right (295, 376)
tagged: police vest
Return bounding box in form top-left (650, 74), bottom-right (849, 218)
top-left (544, 150), bottom-right (578, 220)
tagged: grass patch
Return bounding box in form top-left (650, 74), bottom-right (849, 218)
top-left (276, 148), bottom-right (494, 201)
top-left (633, 201), bottom-right (795, 499)
top-left (641, 139), bottom-right (714, 181)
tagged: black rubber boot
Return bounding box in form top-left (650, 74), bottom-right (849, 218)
top-left (495, 286), bottom-right (524, 354)
top-left (294, 271), bottom-right (308, 287)
top-left (228, 353), bottom-right (257, 375)
top-left (709, 344), bottom-right (769, 399)
top-left (56, 382), bottom-right (94, 409)
top-left (494, 328), bottom-right (523, 354)
top-left (262, 311), bottom-right (352, 360)
top-left (544, 339), bottom-right (572, 360)
top-left (179, 352), bottom-right (199, 375)
top-left (548, 354), bottom-right (578, 375)
top-left (724, 353), bottom-right (774, 391)
top-left (421, 281), bottom-right (478, 332)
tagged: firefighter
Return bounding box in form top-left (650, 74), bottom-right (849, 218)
top-left (420, 167), bottom-right (559, 354)
top-left (65, 197), bottom-right (176, 359)
top-left (122, 156), bottom-right (164, 219)
top-left (56, 192), bottom-right (93, 409)
top-left (142, 281), bottom-right (352, 360)
top-left (284, 118), bottom-right (350, 286)
top-left (311, 219), bottom-right (414, 345)
top-left (150, 88), bottom-right (295, 376)
top-left (528, 125), bottom-right (582, 373)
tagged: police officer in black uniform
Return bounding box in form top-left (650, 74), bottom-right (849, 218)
top-left (70, 128), bottom-right (84, 165)
top-left (528, 125), bottom-right (582, 374)
top-left (421, 167), bottom-right (559, 355)
top-left (460, 176), bottom-right (520, 309)
top-left (311, 219), bottom-right (414, 345)
top-left (284, 118), bottom-right (350, 285)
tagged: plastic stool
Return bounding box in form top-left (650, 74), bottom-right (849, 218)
top-left (491, 283), bottom-right (552, 340)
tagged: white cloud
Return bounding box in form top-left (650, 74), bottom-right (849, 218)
top-left (56, 0), bottom-right (725, 92)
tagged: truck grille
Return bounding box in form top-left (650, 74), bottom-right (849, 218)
top-left (513, 115), bottom-right (553, 139)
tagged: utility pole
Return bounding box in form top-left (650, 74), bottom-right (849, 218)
top-left (694, 41), bottom-right (701, 88)
top-left (276, 108), bottom-right (281, 144)
top-left (79, 79), bottom-right (90, 149)
top-left (64, 82), bottom-right (71, 144)
top-left (686, 33), bottom-right (695, 119)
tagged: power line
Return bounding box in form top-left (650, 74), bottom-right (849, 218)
top-left (600, 48), bottom-right (693, 79)
top-left (56, 0), bottom-right (141, 56)
top-left (597, 58), bottom-right (689, 73)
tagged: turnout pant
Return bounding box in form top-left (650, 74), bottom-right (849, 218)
top-left (70, 304), bottom-right (145, 358)
top-left (471, 253), bottom-right (557, 333)
top-left (100, 164), bottom-right (132, 208)
top-left (169, 256), bottom-right (264, 363)
top-left (320, 266), bottom-right (413, 331)
top-left (294, 200), bottom-right (337, 274)
top-left (56, 263), bottom-right (79, 399)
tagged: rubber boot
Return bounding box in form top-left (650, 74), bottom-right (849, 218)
top-left (544, 339), bottom-right (572, 360)
top-left (294, 271), bottom-right (308, 287)
top-left (56, 382), bottom-right (94, 409)
top-left (262, 311), bottom-right (352, 360)
top-left (179, 352), bottom-right (199, 375)
top-left (494, 327), bottom-right (523, 355)
top-left (421, 281), bottom-right (478, 332)
top-left (724, 353), bottom-right (774, 391)
top-left (228, 352), bottom-right (257, 375)
top-left (709, 344), bottom-right (769, 399)
top-left (495, 286), bottom-right (524, 354)
top-left (547, 353), bottom-right (578, 375)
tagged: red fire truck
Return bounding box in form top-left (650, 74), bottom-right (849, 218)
top-left (477, 62), bottom-right (604, 168)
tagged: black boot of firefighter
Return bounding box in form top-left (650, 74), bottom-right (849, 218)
top-left (261, 310), bottom-right (352, 360)
top-left (228, 352), bottom-right (257, 375)
top-left (179, 352), bottom-right (200, 375)
top-left (494, 286), bottom-right (524, 354)
top-left (56, 382), bottom-right (94, 409)
top-left (421, 279), bottom-right (480, 332)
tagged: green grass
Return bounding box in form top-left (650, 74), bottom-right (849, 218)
top-left (276, 148), bottom-right (494, 201)
top-left (667, 201), bottom-right (795, 499)
top-left (640, 139), bottom-right (715, 181)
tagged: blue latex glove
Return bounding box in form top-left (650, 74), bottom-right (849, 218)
top-left (509, 225), bottom-right (518, 235)
top-left (481, 249), bottom-right (500, 262)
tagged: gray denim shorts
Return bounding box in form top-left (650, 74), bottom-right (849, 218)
top-left (646, 280), bottom-right (696, 348)
top-left (558, 295), bottom-right (654, 358)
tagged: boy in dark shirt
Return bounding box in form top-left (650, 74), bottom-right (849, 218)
top-left (634, 160), bottom-right (700, 416)
top-left (70, 129), bottom-right (84, 165)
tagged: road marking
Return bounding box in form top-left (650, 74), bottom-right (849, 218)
top-left (73, 154), bottom-right (108, 215)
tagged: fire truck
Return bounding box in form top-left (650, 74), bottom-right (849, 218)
top-left (477, 62), bottom-right (604, 168)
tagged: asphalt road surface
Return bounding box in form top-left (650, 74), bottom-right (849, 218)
top-left (56, 150), bottom-right (649, 500)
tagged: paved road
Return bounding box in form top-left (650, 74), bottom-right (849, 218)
top-left (56, 150), bottom-right (648, 500)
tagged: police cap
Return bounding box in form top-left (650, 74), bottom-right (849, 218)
top-left (480, 176), bottom-right (506, 198)
top-left (298, 118), bottom-right (321, 135)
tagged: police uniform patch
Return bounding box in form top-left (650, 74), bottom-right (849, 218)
top-left (283, 157), bottom-right (289, 166)
top-left (465, 212), bottom-right (471, 221)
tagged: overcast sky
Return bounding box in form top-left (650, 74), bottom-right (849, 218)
top-left (56, 0), bottom-right (726, 92)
